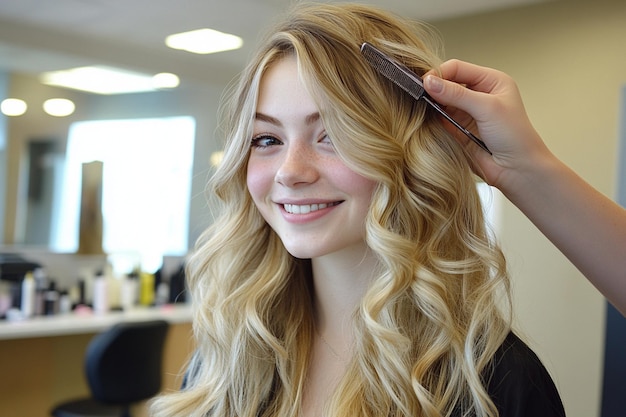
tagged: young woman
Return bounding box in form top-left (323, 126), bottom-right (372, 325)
top-left (152, 3), bottom-right (565, 417)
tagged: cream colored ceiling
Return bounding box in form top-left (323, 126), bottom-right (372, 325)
top-left (0, 0), bottom-right (551, 86)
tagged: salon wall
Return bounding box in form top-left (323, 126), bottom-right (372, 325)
top-left (0, 72), bottom-right (8, 242)
top-left (433, 0), bottom-right (626, 416)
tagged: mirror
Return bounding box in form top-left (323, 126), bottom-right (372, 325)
top-left (1, 71), bottom-right (225, 265)
top-left (0, 1), bottom-right (255, 260)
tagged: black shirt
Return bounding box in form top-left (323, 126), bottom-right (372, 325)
top-left (483, 332), bottom-right (566, 417)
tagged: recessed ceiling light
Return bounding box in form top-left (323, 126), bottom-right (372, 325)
top-left (1, 98), bottom-right (27, 116)
top-left (40, 66), bottom-right (180, 95)
top-left (165, 28), bottom-right (243, 54)
top-left (210, 150), bottom-right (224, 167)
top-left (43, 98), bottom-right (75, 117)
top-left (152, 72), bottom-right (180, 89)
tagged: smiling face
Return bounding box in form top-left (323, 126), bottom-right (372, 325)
top-left (246, 56), bottom-right (376, 260)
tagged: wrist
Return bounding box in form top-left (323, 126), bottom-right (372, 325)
top-left (494, 135), bottom-right (561, 204)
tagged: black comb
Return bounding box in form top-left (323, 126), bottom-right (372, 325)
top-left (360, 42), bottom-right (491, 154)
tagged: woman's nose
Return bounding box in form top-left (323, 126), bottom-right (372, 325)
top-left (274, 144), bottom-right (319, 187)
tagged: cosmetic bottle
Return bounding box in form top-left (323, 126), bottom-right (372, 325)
top-left (20, 271), bottom-right (35, 318)
top-left (139, 272), bottom-right (155, 306)
top-left (92, 271), bottom-right (109, 314)
top-left (58, 290), bottom-right (72, 314)
top-left (76, 278), bottom-right (86, 306)
top-left (155, 280), bottom-right (170, 306)
top-left (120, 274), bottom-right (137, 311)
top-left (33, 268), bottom-right (47, 316)
top-left (0, 281), bottom-right (11, 318)
top-left (34, 282), bottom-right (46, 316)
top-left (44, 280), bottom-right (59, 315)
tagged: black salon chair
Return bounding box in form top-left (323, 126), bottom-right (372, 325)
top-left (51, 319), bottom-right (169, 417)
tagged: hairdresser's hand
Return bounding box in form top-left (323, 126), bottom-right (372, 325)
top-left (423, 59), bottom-right (550, 190)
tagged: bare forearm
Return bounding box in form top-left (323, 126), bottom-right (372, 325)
top-left (500, 151), bottom-right (626, 315)
top-left (424, 61), bottom-right (626, 315)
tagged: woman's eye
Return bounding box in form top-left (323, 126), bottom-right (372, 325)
top-left (319, 132), bottom-right (333, 145)
top-left (251, 134), bottom-right (281, 148)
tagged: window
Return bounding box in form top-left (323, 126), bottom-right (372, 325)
top-left (52, 116), bottom-right (195, 272)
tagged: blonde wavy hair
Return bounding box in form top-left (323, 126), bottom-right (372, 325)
top-left (152, 2), bottom-right (511, 417)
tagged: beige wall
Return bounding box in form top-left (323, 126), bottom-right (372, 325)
top-left (434, 1), bottom-right (626, 416)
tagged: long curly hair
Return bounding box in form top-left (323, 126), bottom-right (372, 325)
top-left (152, 3), bottom-right (511, 417)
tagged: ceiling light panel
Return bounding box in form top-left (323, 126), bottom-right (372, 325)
top-left (40, 66), bottom-right (177, 95)
top-left (165, 28), bottom-right (243, 54)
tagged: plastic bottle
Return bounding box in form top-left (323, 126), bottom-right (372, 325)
top-left (76, 278), bottom-right (86, 306)
top-left (139, 272), bottom-right (155, 306)
top-left (58, 290), bottom-right (72, 314)
top-left (155, 280), bottom-right (170, 306)
top-left (44, 281), bottom-right (59, 315)
top-left (120, 274), bottom-right (137, 311)
top-left (34, 283), bottom-right (46, 316)
top-left (20, 271), bottom-right (36, 318)
top-left (33, 268), bottom-right (48, 316)
top-left (92, 271), bottom-right (109, 314)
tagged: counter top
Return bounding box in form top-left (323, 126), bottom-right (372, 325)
top-left (0, 304), bottom-right (192, 340)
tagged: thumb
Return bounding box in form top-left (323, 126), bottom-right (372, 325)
top-left (424, 74), bottom-right (471, 108)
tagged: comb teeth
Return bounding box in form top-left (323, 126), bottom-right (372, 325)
top-left (360, 42), bottom-right (492, 154)
top-left (360, 42), bottom-right (426, 101)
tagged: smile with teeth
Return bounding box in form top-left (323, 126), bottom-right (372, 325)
top-left (283, 201), bottom-right (341, 214)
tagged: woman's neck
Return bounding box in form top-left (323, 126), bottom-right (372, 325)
top-left (311, 242), bottom-right (377, 346)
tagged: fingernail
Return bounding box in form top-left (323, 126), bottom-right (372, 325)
top-left (425, 75), bottom-right (443, 94)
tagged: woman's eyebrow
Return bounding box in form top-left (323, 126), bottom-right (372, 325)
top-left (255, 112), bottom-right (281, 126)
top-left (305, 112), bottom-right (320, 125)
top-left (254, 112), bottom-right (321, 126)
